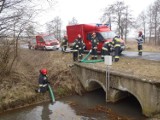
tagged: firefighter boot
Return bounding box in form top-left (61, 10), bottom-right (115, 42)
top-left (79, 55), bottom-right (83, 60)
top-left (73, 52), bottom-right (78, 61)
top-left (115, 58), bottom-right (119, 62)
top-left (94, 56), bottom-right (97, 60)
top-left (101, 56), bottom-right (104, 60)
top-left (91, 56), bottom-right (95, 60)
top-left (139, 52), bottom-right (142, 56)
top-left (115, 56), bottom-right (119, 62)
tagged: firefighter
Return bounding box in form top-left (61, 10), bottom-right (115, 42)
top-left (136, 31), bottom-right (144, 56)
top-left (101, 41), bottom-right (112, 59)
top-left (35, 68), bottom-right (49, 93)
top-left (61, 35), bottom-right (68, 52)
top-left (112, 36), bottom-right (121, 62)
top-left (91, 32), bottom-right (99, 59)
top-left (72, 34), bottom-right (85, 61)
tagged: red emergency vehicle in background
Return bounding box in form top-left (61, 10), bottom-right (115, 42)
top-left (66, 24), bottom-right (125, 53)
top-left (28, 34), bottom-right (60, 50)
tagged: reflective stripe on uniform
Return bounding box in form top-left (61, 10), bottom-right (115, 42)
top-left (39, 84), bottom-right (47, 87)
top-left (72, 50), bottom-right (78, 52)
top-left (102, 47), bottom-right (108, 51)
top-left (115, 38), bottom-right (121, 42)
top-left (43, 84), bottom-right (47, 87)
top-left (115, 44), bottom-right (121, 47)
top-left (115, 56), bottom-right (119, 58)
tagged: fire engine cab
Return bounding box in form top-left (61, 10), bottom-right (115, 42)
top-left (28, 34), bottom-right (60, 50)
top-left (66, 23), bottom-right (125, 53)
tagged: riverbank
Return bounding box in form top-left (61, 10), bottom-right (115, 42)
top-left (0, 48), bottom-right (159, 120)
top-left (0, 49), bottom-right (85, 113)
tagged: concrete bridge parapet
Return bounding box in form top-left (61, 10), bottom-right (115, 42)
top-left (72, 63), bottom-right (160, 117)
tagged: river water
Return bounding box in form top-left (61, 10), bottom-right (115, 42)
top-left (0, 89), bottom-right (148, 120)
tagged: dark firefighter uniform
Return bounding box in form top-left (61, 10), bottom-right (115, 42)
top-left (72, 36), bottom-right (85, 61)
top-left (91, 33), bottom-right (99, 59)
top-left (36, 69), bottom-right (49, 93)
top-left (136, 31), bottom-right (144, 56)
top-left (112, 36), bottom-right (121, 62)
top-left (101, 41), bottom-right (112, 59)
top-left (61, 36), bottom-right (68, 52)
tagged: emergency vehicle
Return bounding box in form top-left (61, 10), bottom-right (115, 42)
top-left (66, 24), bottom-right (125, 53)
top-left (28, 34), bottom-right (60, 50)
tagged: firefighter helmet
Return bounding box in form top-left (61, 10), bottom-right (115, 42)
top-left (114, 35), bottom-right (120, 38)
top-left (40, 68), bottom-right (47, 75)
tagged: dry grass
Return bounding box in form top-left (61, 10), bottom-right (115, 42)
top-left (95, 57), bottom-right (160, 81)
top-left (125, 41), bottom-right (160, 52)
top-left (0, 49), bottom-right (83, 113)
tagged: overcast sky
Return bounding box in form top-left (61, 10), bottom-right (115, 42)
top-left (34, 0), bottom-right (154, 34)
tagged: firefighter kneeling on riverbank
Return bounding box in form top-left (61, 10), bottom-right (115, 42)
top-left (112, 36), bottom-right (121, 62)
top-left (35, 68), bottom-right (49, 93)
top-left (72, 34), bottom-right (85, 61)
top-left (101, 41), bottom-right (112, 59)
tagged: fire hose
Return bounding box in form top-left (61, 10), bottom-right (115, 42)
top-left (80, 50), bottom-right (104, 63)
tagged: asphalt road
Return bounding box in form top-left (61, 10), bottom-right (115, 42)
top-left (21, 44), bottom-right (160, 61)
top-left (121, 51), bottom-right (160, 61)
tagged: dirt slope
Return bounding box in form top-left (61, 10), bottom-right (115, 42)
top-left (0, 49), bottom-right (84, 113)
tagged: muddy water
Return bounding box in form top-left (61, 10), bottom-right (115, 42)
top-left (0, 89), bottom-right (147, 120)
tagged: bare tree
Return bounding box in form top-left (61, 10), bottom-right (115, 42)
top-left (137, 11), bottom-right (147, 43)
top-left (100, 5), bottom-right (113, 30)
top-left (0, 0), bottom-right (39, 76)
top-left (68, 17), bottom-right (78, 25)
top-left (25, 24), bottom-right (35, 39)
top-left (146, 5), bottom-right (154, 43)
top-left (152, 0), bottom-right (160, 45)
top-left (101, 1), bottom-right (133, 41)
top-left (46, 16), bottom-right (62, 40)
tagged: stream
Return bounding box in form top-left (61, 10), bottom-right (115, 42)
top-left (0, 89), bottom-right (147, 120)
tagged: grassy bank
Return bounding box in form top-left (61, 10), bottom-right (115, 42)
top-left (0, 49), bottom-right (84, 113)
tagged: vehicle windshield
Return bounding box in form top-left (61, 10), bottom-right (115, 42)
top-left (100, 31), bottom-right (116, 40)
top-left (43, 35), bottom-right (56, 41)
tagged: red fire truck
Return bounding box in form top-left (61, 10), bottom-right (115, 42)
top-left (66, 24), bottom-right (125, 53)
top-left (28, 34), bottom-right (60, 50)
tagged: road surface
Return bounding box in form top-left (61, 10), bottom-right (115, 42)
top-left (20, 44), bottom-right (160, 61)
top-left (122, 51), bottom-right (160, 61)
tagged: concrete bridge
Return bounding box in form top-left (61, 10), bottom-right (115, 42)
top-left (72, 63), bottom-right (160, 117)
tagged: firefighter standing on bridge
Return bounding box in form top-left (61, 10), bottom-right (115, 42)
top-left (61, 35), bottom-right (68, 52)
top-left (136, 31), bottom-right (144, 56)
top-left (101, 41), bottom-right (112, 59)
top-left (91, 32), bottom-right (99, 60)
top-left (112, 36), bottom-right (121, 62)
top-left (72, 34), bottom-right (85, 61)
